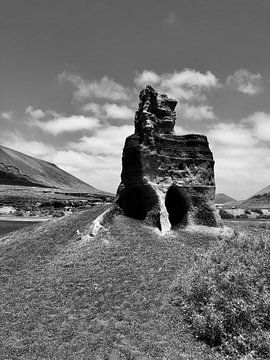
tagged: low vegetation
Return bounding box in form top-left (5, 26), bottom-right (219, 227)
top-left (171, 224), bottom-right (270, 359)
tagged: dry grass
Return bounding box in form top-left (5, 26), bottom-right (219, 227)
top-left (171, 221), bottom-right (270, 359)
top-left (0, 205), bottom-right (226, 360)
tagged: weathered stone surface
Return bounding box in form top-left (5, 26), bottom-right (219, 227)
top-left (116, 85), bottom-right (222, 231)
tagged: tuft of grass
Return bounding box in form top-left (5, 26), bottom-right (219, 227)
top-left (171, 227), bottom-right (270, 359)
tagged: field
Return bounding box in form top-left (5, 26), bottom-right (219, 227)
top-left (0, 219), bottom-right (45, 236)
top-left (0, 208), bottom-right (269, 359)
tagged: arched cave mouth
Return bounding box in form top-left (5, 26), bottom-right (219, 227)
top-left (165, 185), bottom-right (189, 227)
top-left (117, 184), bottom-right (159, 221)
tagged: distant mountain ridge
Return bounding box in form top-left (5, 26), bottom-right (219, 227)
top-left (241, 184), bottom-right (270, 208)
top-left (215, 193), bottom-right (236, 204)
top-left (0, 144), bottom-right (100, 193)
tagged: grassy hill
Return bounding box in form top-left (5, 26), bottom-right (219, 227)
top-left (0, 205), bottom-right (226, 359)
top-left (1, 207), bottom-right (269, 359)
top-left (0, 144), bottom-right (99, 192)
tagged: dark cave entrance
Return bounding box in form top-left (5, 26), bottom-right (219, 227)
top-left (117, 184), bottom-right (159, 221)
top-left (165, 185), bottom-right (189, 227)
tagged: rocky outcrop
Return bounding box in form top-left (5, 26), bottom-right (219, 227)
top-left (116, 85), bottom-right (222, 231)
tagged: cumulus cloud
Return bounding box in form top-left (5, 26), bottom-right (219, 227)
top-left (50, 149), bottom-right (121, 193)
top-left (0, 131), bottom-right (54, 158)
top-left (165, 11), bottom-right (176, 25)
top-left (26, 106), bottom-right (45, 119)
top-left (244, 111), bottom-right (270, 141)
top-left (64, 124), bottom-right (133, 191)
top-left (26, 106), bottom-right (101, 135)
top-left (30, 115), bottom-right (101, 135)
top-left (135, 68), bottom-right (219, 101)
top-left (207, 116), bottom-right (270, 198)
top-left (181, 104), bottom-right (215, 120)
top-left (134, 70), bottom-right (161, 87)
top-left (83, 103), bottom-right (134, 120)
top-left (58, 71), bottom-right (130, 101)
top-left (1, 111), bottom-right (13, 120)
top-left (69, 125), bottom-right (133, 156)
top-left (207, 122), bottom-right (257, 147)
top-left (226, 69), bottom-right (263, 95)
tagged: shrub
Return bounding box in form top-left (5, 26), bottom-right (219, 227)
top-left (239, 213), bottom-right (248, 219)
top-left (244, 209), bottom-right (251, 215)
top-left (219, 209), bottom-right (234, 219)
top-left (171, 232), bottom-right (270, 359)
top-left (251, 208), bottom-right (263, 215)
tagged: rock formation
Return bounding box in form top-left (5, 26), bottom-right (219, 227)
top-left (116, 85), bottom-right (222, 232)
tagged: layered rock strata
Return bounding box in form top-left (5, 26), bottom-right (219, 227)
top-left (116, 86), bottom-right (222, 231)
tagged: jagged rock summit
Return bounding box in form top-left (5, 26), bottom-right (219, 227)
top-left (116, 85), bottom-right (222, 231)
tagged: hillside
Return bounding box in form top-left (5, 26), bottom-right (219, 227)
top-left (215, 193), bottom-right (236, 204)
top-left (0, 205), bottom-right (225, 360)
top-left (0, 144), bottom-right (99, 192)
top-left (241, 184), bottom-right (270, 208)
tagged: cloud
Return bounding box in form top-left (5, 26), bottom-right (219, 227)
top-left (207, 122), bottom-right (257, 147)
top-left (165, 11), bottom-right (176, 25)
top-left (0, 129), bottom-right (127, 193)
top-left (226, 69), bottom-right (263, 95)
top-left (135, 68), bottom-right (219, 101)
top-left (50, 149), bottom-right (122, 193)
top-left (26, 106), bottom-right (45, 119)
top-left (30, 115), bottom-right (101, 135)
top-left (26, 106), bottom-right (101, 135)
top-left (0, 131), bottom-right (54, 158)
top-left (134, 70), bottom-right (161, 87)
top-left (83, 103), bottom-right (134, 120)
top-left (69, 125), bottom-right (133, 156)
top-left (1, 111), bottom-right (13, 120)
top-left (59, 71), bottom-right (130, 101)
top-left (64, 124), bottom-right (133, 191)
top-left (243, 111), bottom-right (270, 141)
top-left (207, 117), bottom-right (270, 198)
top-left (181, 104), bottom-right (215, 120)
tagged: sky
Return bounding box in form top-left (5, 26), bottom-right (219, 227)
top-left (1, 0), bottom-right (270, 199)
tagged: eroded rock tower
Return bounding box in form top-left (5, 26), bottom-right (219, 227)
top-left (116, 85), bottom-right (222, 231)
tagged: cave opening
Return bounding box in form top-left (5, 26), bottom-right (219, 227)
top-left (165, 185), bottom-right (189, 227)
top-left (117, 184), bottom-right (159, 220)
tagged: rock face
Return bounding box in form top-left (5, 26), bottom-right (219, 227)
top-left (116, 86), bottom-right (222, 231)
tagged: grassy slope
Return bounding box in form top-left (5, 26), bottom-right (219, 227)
top-left (0, 206), bottom-right (225, 360)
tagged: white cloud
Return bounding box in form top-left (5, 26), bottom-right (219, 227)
top-left (226, 69), bottom-right (263, 95)
top-left (207, 122), bottom-right (257, 147)
top-left (181, 104), bottom-right (215, 120)
top-left (30, 115), bottom-right (101, 135)
top-left (135, 68), bottom-right (219, 101)
top-left (26, 106), bottom-right (45, 119)
top-left (83, 103), bottom-right (134, 120)
top-left (51, 149), bottom-right (121, 193)
top-left (165, 11), bottom-right (176, 25)
top-left (206, 117), bottom-right (270, 198)
top-left (59, 71), bottom-right (130, 101)
top-left (26, 106), bottom-right (101, 135)
top-left (1, 111), bottom-right (13, 120)
top-left (244, 112), bottom-right (270, 141)
top-left (134, 70), bottom-right (161, 87)
top-left (103, 104), bottom-right (133, 120)
top-left (0, 132), bottom-right (54, 158)
top-left (69, 125), bottom-right (133, 156)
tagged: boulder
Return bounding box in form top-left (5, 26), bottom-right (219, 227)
top-left (116, 85), bottom-right (222, 231)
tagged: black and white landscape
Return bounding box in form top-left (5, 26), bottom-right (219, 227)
top-left (0, 1), bottom-right (270, 359)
